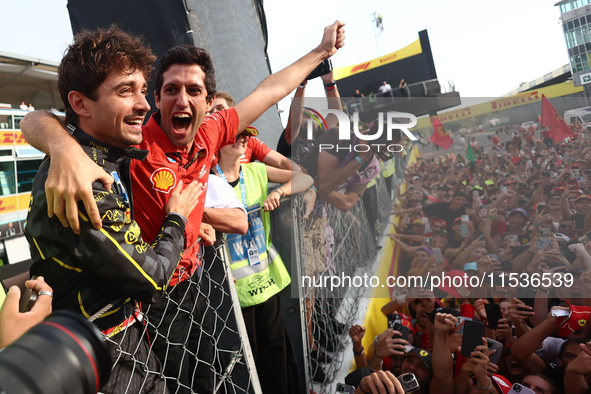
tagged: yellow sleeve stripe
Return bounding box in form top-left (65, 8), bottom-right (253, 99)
top-left (79, 212), bottom-right (161, 291)
top-left (32, 237), bottom-right (46, 260)
top-left (78, 291), bottom-right (91, 319)
top-left (52, 256), bottom-right (83, 272)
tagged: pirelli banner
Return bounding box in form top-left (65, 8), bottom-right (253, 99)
top-left (411, 81), bottom-right (585, 131)
top-left (334, 30), bottom-right (438, 97)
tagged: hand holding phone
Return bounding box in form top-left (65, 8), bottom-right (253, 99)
top-left (433, 248), bottom-right (443, 263)
top-left (461, 320), bottom-right (485, 358)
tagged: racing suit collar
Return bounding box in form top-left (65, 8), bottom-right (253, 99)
top-left (66, 123), bottom-right (148, 162)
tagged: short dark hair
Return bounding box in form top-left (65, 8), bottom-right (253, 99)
top-left (58, 26), bottom-right (155, 126)
top-left (154, 45), bottom-right (216, 103)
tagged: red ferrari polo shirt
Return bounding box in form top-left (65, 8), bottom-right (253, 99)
top-left (132, 108), bottom-right (238, 286)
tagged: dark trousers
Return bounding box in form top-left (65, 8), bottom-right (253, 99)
top-left (146, 277), bottom-right (214, 394)
top-left (241, 295), bottom-right (303, 394)
top-left (362, 185), bottom-right (378, 239)
top-left (100, 323), bottom-right (168, 394)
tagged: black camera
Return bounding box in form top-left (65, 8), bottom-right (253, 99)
top-left (0, 310), bottom-right (111, 394)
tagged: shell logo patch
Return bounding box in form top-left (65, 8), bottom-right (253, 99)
top-left (151, 168), bottom-right (176, 193)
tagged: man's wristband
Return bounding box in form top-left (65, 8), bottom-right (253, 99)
top-left (353, 346), bottom-right (364, 355)
top-left (325, 82), bottom-right (337, 91)
top-left (298, 84), bottom-right (307, 89)
top-left (309, 185), bottom-right (317, 193)
top-left (488, 215), bottom-right (495, 219)
top-left (527, 248), bottom-right (534, 255)
top-left (167, 212), bottom-right (188, 226)
top-left (533, 222), bottom-right (540, 226)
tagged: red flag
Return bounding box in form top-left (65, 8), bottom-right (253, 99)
top-left (541, 94), bottom-right (574, 142)
top-left (429, 117), bottom-right (453, 149)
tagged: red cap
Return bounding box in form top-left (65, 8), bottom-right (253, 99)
top-left (432, 218), bottom-right (448, 227)
top-left (557, 301), bottom-right (591, 337)
top-left (491, 375), bottom-right (512, 394)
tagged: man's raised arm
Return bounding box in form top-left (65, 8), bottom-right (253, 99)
top-left (20, 110), bottom-right (112, 232)
top-left (234, 20), bottom-right (345, 133)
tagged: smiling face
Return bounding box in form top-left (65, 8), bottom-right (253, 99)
top-left (80, 69), bottom-right (149, 149)
top-left (155, 64), bottom-right (213, 153)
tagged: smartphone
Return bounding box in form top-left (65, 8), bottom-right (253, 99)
top-left (306, 59), bottom-right (333, 80)
top-left (500, 261), bottom-right (513, 271)
top-left (424, 238), bottom-right (432, 246)
top-left (537, 237), bottom-right (551, 251)
top-left (567, 179), bottom-right (579, 191)
top-left (501, 186), bottom-right (508, 193)
top-left (398, 373), bottom-right (420, 393)
top-left (19, 275), bottom-right (39, 313)
top-left (461, 320), bottom-right (486, 358)
top-left (488, 254), bottom-right (498, 261)
top-left (456, 316), bottom-right (472, 335)
top-left (573, 168), bottom-right (581, 177)
top-left (508, 234), bottom-right (518, 243)
top-left (472, 190), bottom-right (480, 199)
top-left (539, 227), bottom-right (551, 236)
top-left (508, 383), bottom-right (535, 394)
top-left (587, 231), bottom-right (591, 242)
top-left (393, 323), bottom-right (412, 341)
top-left (480, 207), bottom-right (488, 217)
top-left (550, 172), bottom-right (558, 179)
top-left (484, 303), bottom-right (503, 329)
top-left (335, 383), bottom-right (355, 394)
top-left (486, 338), bottom-right (503, 365)
top-left (517, 286), bottom-right (537, 311)
top-left (542, 171), bottom-right (550, 178)
top-left (433, 248), bottom-right (443, 263)
top-left (461, 214), bottom-right (469, 223)
top-left (388, 313), bottom-right (402, 329)
top-left (19, 286), bottom-right (38, 313)
top-left (460, 224), bottom-right (469, 238)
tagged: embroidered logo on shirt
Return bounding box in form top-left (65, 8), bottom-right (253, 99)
top-left (150, 168), bottom-right (176, 193)
top-left (197, 164), bottom-right (207, 180)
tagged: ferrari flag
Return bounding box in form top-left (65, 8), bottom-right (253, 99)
top-left (429, 117), bottom-right (453, 149)
top-left (541, 94), bottom-right (574, 142)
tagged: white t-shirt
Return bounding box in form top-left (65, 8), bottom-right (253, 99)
top-left (204, 174), bottom-right (246, 215)
top-left (379, 84), bottom-right (392, 93)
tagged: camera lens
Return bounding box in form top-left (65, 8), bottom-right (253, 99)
top-left (0, 310), bottom-right (111, 394)
top-left (403, 374), bottom-right (413, 382)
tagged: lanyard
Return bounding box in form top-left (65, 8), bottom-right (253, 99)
top-left (215, 164), bottom-right (247, 209)
top-left (169, 150), bottom-right (204, 169)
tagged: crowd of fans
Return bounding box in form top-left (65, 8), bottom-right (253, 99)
top-left (345, 122), bottom-right (591, 394)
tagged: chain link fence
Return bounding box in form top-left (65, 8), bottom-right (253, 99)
top-left (100, 239), bottom-right (261, 394)
top-left (288, 173), bottom-right (398, 393)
